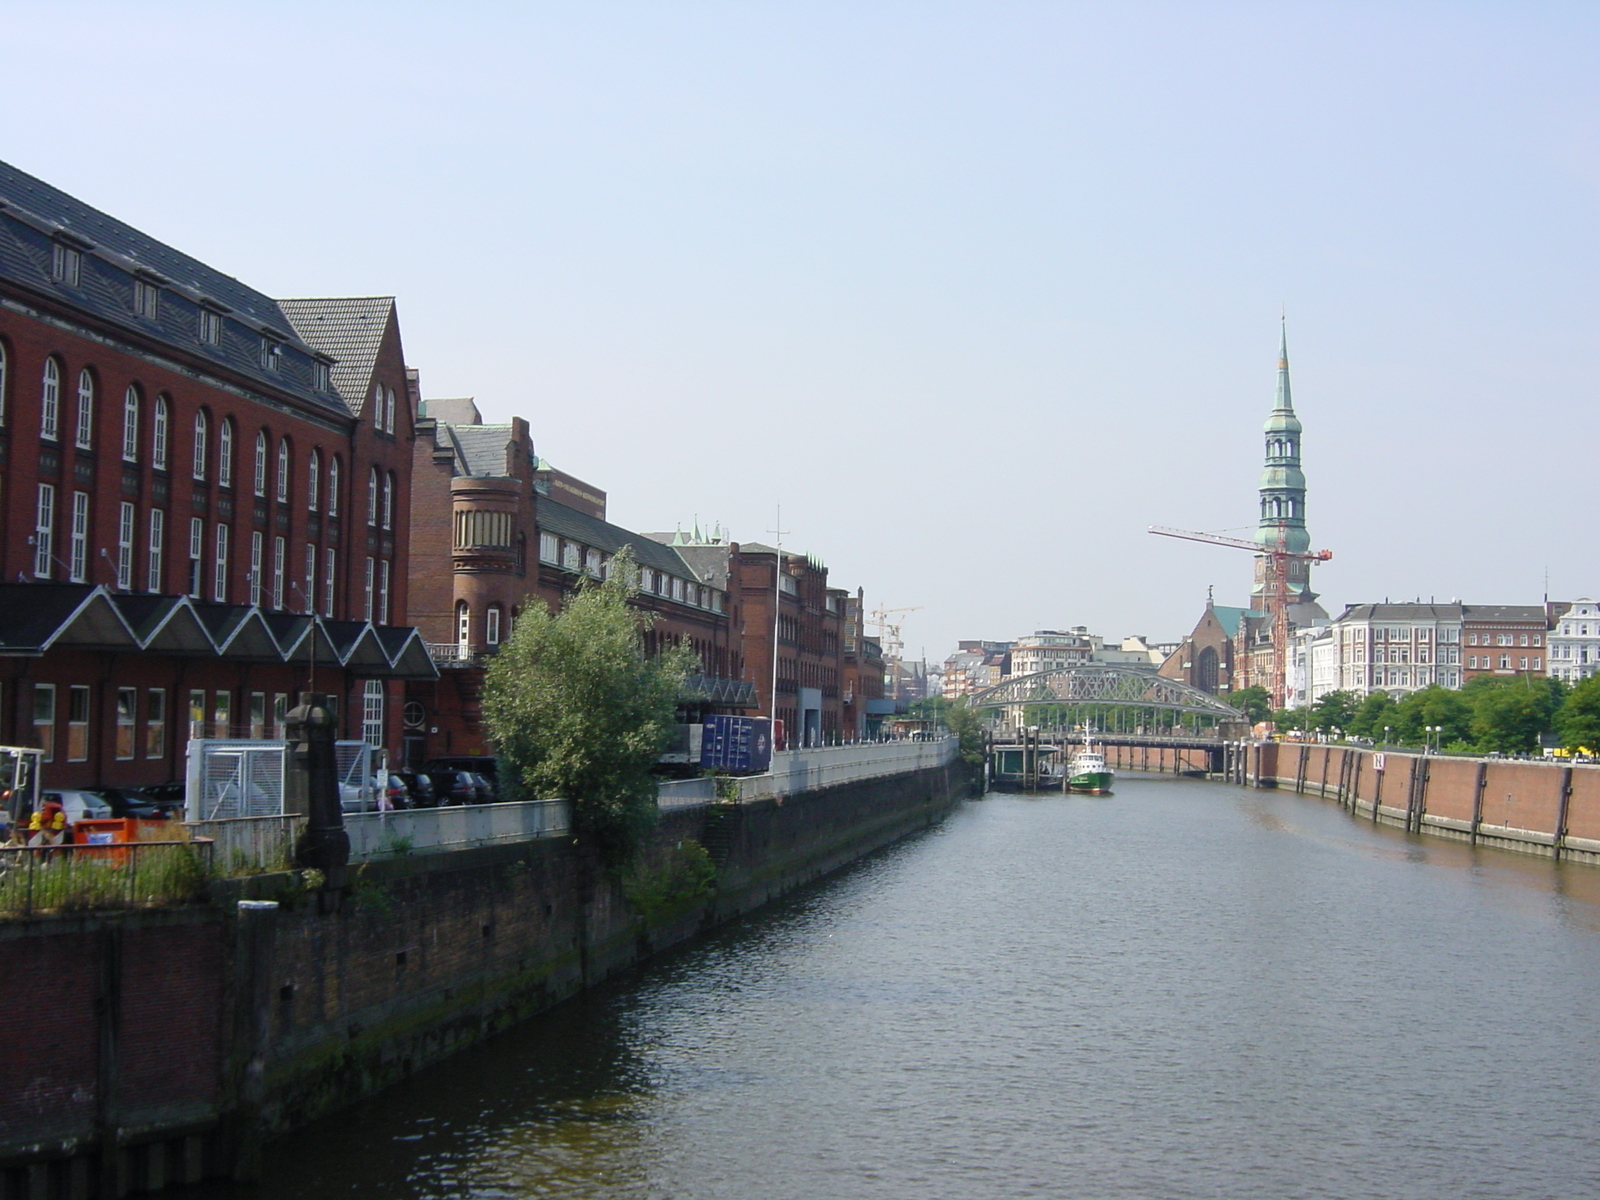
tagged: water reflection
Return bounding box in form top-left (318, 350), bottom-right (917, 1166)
top-left (199, 777), bottom-right (1600, 1200)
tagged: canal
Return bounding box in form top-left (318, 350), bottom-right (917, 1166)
top-left (204, 774), bottom-right (1600, 1199)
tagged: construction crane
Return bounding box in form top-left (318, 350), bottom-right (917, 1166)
top-left (870, 606), bottom-right (923, 702)
top-left (1148, 525), bottom-right (1333, 710)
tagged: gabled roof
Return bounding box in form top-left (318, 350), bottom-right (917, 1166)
top-left (0, 159), bottom-right (345, 419)
top-left (0, 585), bottom-right (436, 677)
top-left (278, 296), bottom-right (396, 417)
top-left (1209, 605), bottom-right (1252, 638)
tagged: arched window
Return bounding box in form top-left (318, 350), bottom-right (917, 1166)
top-left (276, 438), bottom-right (290, 503)
top-left (74, 368), bottom-right (95, 448)
top-left (327, 457), bottom-right (341, 516)
top-left (367, 467), bottom-right (379, 526)
top-left (253, 431), bottom-right (268, 496)
top-left (152, 395), bottom-right (169, 469)
top-left (456, 601), bottom-right (470, 649)
top-left (372, 384), bottom-right (384, 432)
top-left (218, 418), bottom-right (234, 486)
top-left (381, 472), bottom-right (394, 530)
top-left (193, 410), bottom-right (209, 479)
top-left (384, 387), bottom-right (396, 433)
top-left (486, 604), bottom-right (502, 646)
top-left (307, 449), bottom-right (321, 511)
top-left (121, 386), bottom-right (140, 461)
top-left (41, 357), bottom-right (61, 440)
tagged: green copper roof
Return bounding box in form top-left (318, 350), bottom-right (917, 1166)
top-left (1263, 322), bottom-right (1302, 434)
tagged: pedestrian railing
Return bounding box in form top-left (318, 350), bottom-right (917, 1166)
top-left (658, 738), bottom-right (957, 809)
top-left (344, 799), bottom-right (571, 859)
top-left (0, 840), bottom-right (214, 917)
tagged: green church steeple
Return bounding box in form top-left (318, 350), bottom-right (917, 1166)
top-left (1252, 322), bottom-right (1315, 605)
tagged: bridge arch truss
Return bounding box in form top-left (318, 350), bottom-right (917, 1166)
top-left (966, 665), bottom-right (1244, 723)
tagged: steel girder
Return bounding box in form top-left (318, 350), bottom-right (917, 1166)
top-left (966, 665), bottom-right (1244, 721)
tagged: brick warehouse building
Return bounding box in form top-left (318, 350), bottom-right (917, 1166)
top-left (405, 400), bottom-right (753, 763)
top-left (0, 160), bottom-right (433, 788)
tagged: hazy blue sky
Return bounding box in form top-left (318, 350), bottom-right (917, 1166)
top-left (4, 2), bottom-right (1596, 660)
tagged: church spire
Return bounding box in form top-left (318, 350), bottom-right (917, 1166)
top-left (1253, 321), bottom-right (1314, 606)
top-left (1274, 319), bottom-right (1292, 412)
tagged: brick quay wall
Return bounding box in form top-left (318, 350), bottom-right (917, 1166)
top-left (1244, 742), bottom-right (1600, 865)
top-left (0, 760), bottom-right (967, 1198)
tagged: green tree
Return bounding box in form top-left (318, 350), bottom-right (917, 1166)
top-left (482, 551), bottom-right (694, 867)
top-left (1347, 690), bottom-right (1396, 739)
top-left (1390, 686), bottom-right (1473, 748)
top-left (1312, 690), bottom-right (1360, 734)
top-left (1464, 676), bottom-right (1560, 755)
top-left (1558, 674), bottom-right (1600, 754)
top-left (1231, 686), bottom-right (1272, 724)
top-left (944, 701), bottom-right (987, 765)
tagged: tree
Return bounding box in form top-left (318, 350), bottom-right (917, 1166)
top-left (482, 551), bottom-right (695, 867)
top-left (1232, 686), bottom-right (1272, 724)
top-left (1463, 676), bottom-right (1557, 755)
top-left (1347, 690), bottom-right (1396, 739)
top-left (1558, 675), bottom-right (1600, 754)
top-left (1313, 690), bottom-right (1360, 734)
top-left (944, 701), bottom-right (987, 765)
top-left (1390, 686), bottom-right (1473, 747)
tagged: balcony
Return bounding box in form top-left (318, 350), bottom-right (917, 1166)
top-left (428, 642), bottom-right (476, 668)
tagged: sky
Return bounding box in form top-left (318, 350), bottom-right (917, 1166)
top-left (3, 1), bottom-right (1597, 662)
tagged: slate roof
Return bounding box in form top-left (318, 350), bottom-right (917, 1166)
top-left (0, 159), bottom-right (345, 418)
top-left (1335, 603), bottom-right (1465, 622)
top-left (1461, 605), bottom-right (1548, 624)
top-left (538, 498), bottom-right (696, 581)
top-left (278, 296), bottom-right (396, 417)
top-left (449, 424), bottom-right (524, 477)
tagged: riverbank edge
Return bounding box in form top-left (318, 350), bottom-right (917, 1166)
top-left (0, 759), bottom-right (974, 1197)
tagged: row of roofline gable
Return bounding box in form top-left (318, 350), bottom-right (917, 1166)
top-left (0, 584), bottom-right (436, 678)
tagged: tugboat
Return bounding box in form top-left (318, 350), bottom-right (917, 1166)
top-left (1067, 734), bottom-right (1114, 795)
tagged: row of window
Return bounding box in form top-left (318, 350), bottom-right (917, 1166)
top-left (46, 241), bottom-right (330, 390)
top-left (535, 531), bottom-right (724, 611)
top-left (1467, 632), bottom-right (1541, 647)
top-left (1, 347), bottom-right (401, 529)
top-left (31, 483), bottom-right (395, 621)
top-left (1465, 655), bottom-right (1543, 671)
top-left (28, 681), bottom-right (388, 763)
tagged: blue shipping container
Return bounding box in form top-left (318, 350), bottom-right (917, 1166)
top-left (700, 715), bottom-right (774, 774)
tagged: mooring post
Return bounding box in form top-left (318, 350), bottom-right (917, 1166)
top-left (288, 692), bottom-right (349, 895)
top-left (228, 900), bottom-right (279, 1183)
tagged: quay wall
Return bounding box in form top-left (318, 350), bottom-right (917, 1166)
top-left (0, 759), bottom-right (966, 1198)
top-left (1246, 742), bottom-right (1600, 864)
top-left (1104, 743), bottom-right (1214, 776)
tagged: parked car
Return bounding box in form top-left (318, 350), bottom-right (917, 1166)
top-left (97, 786), bottom-right (178, 820)
top-left (394, 770), bottom-right (438, 808)
top-left (339, 776), bottom-right (383, 814)
top-left (426, 768), bottom-right (478, 807)
top-left (424, 756), bottom-right (498, 792)
top-left (40, 790), bottom-right (116, 825)
top-left (466, 772), bottom-right (497, 804)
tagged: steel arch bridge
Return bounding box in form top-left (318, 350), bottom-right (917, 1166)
top-left (966, 665), bottom-right (1245, 723)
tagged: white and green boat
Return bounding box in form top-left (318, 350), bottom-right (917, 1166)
top-left (1068, 738), bottom-right (1114, 795)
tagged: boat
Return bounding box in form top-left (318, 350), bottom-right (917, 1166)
top-left (1067, 737), bottom-right (1114, 795)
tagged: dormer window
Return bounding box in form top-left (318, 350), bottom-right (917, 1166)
top-left (133, 279), bottom-right (160, 321)
top-left (260, 338), bottom-right (281, 372)
top-left (51, 242), bottom-right (82, 287)
top-left (198, 307), bottom-right (222, 345)
top-left (312, 360), bottom-right (330, 392)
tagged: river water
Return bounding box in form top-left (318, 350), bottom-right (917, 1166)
top-left (210, 775), bottom-right (1600, 1199)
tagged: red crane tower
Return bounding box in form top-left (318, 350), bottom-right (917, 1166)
top-left (1148, 525), bottom-right (1333, 709)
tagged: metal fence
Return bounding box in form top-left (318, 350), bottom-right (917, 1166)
top-left (186, 813), bottom-right (305, 873)
top-left (186, 739), bottom-right (385, 820)
top-left (0, 840), bottom-right (215, 916)
top-left (343, 799), bottom-right (571, 859)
